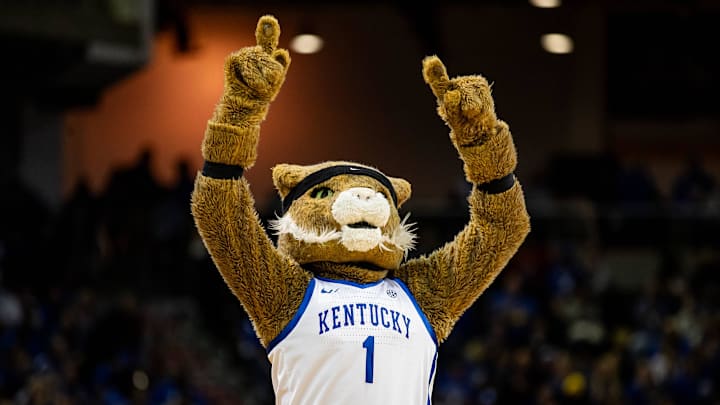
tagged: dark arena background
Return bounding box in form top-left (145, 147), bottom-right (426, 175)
top-left (1, 0), bottom-right (719, 403)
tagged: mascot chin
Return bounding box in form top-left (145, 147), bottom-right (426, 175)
top-left (191, 15), bottom-right (530, 405)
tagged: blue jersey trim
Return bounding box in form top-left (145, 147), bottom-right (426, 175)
top-left (393, 278), bottom-right (439, 346)
top-left (266, 278), bottom-right (316, 354)
top-left (427, 351), bottom-right (438, 405)
top-left (315, 276), bottom-right (384, 289)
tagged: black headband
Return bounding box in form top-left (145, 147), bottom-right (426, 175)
top-left (281, 165), bottom-right (398, 215)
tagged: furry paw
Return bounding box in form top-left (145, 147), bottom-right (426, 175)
top-left (223, 15), bottom-right (291, 102)
top-left (422, 56), bottom-right (496, 143)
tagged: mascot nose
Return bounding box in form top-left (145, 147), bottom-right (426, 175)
top-left (352, 188), bottom-right (376, 201)
top-left (331, 187), bottom-right (391, 227)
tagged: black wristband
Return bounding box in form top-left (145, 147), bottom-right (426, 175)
top-left (477, 173), bottom-right (516, 194)
top-left (202, 161), bottom-right (244, 179)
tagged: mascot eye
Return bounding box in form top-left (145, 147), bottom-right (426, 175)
top-left (311, 187), bottom-right (334, 199)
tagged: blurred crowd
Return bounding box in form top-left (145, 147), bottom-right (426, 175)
top-left (0, 149), bottom-right (718, 404)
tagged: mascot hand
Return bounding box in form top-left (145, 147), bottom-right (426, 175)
top-left (223, 15), bottom-right (291, 103)
top-left (203, 16), bottom-right (289, 167)
top-left (423, 56), bottom-right (517, 184)
top-left (422, 55), bottom-right (497, 147)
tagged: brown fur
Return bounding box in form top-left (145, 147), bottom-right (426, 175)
top-left (191, 16), bottom-right (530, 351)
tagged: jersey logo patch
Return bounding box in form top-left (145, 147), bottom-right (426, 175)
top-left (386, 289), bottom-right (397, 298)
top-left (320, 288), bottom-right (339, 294)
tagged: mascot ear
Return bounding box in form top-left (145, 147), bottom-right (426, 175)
top-left (272, 164), bottom-right (313, 199)
top-left (389, 177), bottom-right (411, 208)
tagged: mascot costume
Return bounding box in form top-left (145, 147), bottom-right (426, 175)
top-left (191, 15), bottom-right (530, 405)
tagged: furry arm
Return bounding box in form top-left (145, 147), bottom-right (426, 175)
top-left (190, 16), bottom-right (311, 347)
top-left (394, 56), bottom-right (531, 343)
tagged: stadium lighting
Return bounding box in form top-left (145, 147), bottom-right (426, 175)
top-left (540, 33), bottom-right (574, 54)
top-left (529, 0), bottom-right (561, 8)
top-left (290, 33), bottom-right (324, 54)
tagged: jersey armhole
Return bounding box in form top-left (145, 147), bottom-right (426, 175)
top-left (392, 278), bottom-right (439, 347)
top-left (267, 278), bottom-right (316, 354)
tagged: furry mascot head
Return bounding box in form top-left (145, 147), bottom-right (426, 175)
top-left (270, 161), bottom-right (414, 271)
top-left (191, 15), bottom-right (530, 404)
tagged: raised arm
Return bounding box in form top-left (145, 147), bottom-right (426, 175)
top-left (394, 56), bottom-right (530, 343)
top-left (190, 16), bottom-right (311, 347)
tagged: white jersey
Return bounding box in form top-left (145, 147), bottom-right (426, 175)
top-left (267, 277), bottom-right (438, 405)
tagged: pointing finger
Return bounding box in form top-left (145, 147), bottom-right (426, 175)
top-left (256, 15), bottom-right (280, 54)
top-left (422, 55), bottom-right (450, 99)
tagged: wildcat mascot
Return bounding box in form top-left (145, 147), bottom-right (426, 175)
top-left (191, 15), bottom-right (530, 405)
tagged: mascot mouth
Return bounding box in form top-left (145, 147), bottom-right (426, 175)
top-left (340, 225), bottom-right (383, 252)
top-left (347, 221), bottom-right (377, 230)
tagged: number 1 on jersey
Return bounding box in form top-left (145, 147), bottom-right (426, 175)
top-left (362, 335), bottom-right (375, 383)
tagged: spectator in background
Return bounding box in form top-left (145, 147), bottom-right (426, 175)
top-left (671, 155), bottom-right (719, 246)
top-left (615, 157), bottom-right (662, 207)
top-left (672, 155), bottom-right (716, 206)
